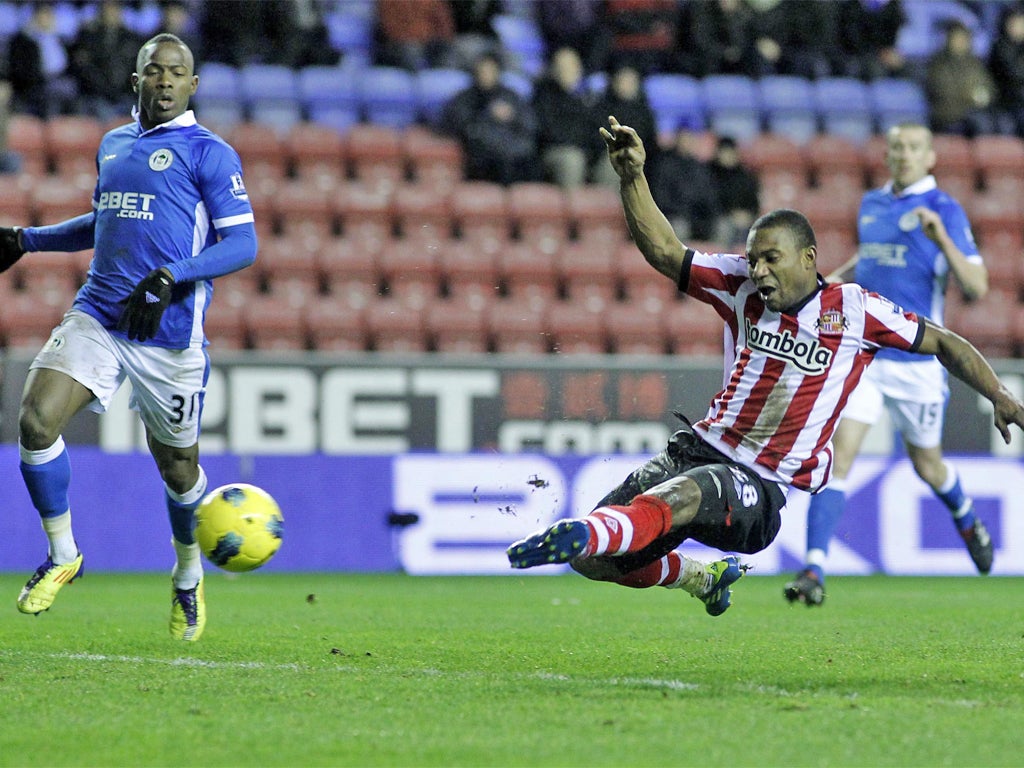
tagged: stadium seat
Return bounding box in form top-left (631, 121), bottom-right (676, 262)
top-left (243, 295), bottom-right (308, 351)
top-left (7, 113), bottom-right (47, 176)
top-left (325, 13), bottom-right (374, 66)
top-left (425, 301), bottom-right (489, 353)
top-left (617, 242), bottom-right (680, 313)
top-left (229, 122), bottom-right (289, 182)
top-left (759, 75), bottom-right (817, 144)
top-left (869, 78), bottom-right (929, 133)
top-left (437, 239), bottom-right (501, 310)
top-left (286, 122), bottom-right (347, 187)
top-left (740, 133), bottom-right (808, 186)
top-left (861, 134), bottom-right (891, 188)
top-left (643, 73), bottom-right (705, 135)
top-left (318, 235), bottom-right (382, 310)
top-left (795, 188), bottom-right (859, 236)
top-left (203, 301), bottom-right (247, 350)
top-left (565, 184), bottom-right (629, 247)
top-left (213, 267), bottom-right (261, 310)
top-left (488, 297), bottom-right (549, 354)
top-left (415, 67), bottom-right (472, 127)
top-left (450, 181), bottom-right (511, 254)
top-left (972, 135), bottom-right (1024, 200)
top-left (10, 249), bottom-right (80, 297)
top-left (271, 178), bottom-right (337, 239)
top-left (813, 77), bottom-right (874, 144)
top-left (44, 115), bottom-right (104, 182)
top-left (557, 241), bottom-right (618, 312)
top-left (603, 300), bottom-right (667, 356)
top-left (930, 133), bottom-right (978, 198)
top-left (0, 292), bottom-right (64, 349)
top-left (0, 184), bottom-right (32, 227)
top-left (803, 134), bottom-right (867, 191)
top-left (358, 66), bottom-right (419, 129)
top-left (945, 288), bottom-right (1016, 359)
top-left (491, 14), bottom-right (546, 76)
top-left (701, 74), bottom-right (762, 144)
top-left (304, 298), bottom-right (368, 352)
top-left (256, 235), bottom-right (323, 302)
top-left (334, 182), bottom-right (395, 249)
top-left (193, 62), bottom-right (244, 127)
top-left (402, 126), bottom-right (463, 193)
top-left (364, 299), bottom-right (429, 352)
top-left (507, 182), bottom-right (570, 253)
top-left (239, 64), bottom-right (301, 133)
top-left (378, 238), bottom-right (443, 310)
top-left (392, 183), bottom-right (454, 244)
top-left (966, 190), bottom-right (1024, 253)
top-left (345, 123), bottom-right (407, 191)
top-left (298, 65), bottom-right (361, 133)
top-left (29, 178), bottom-right (93, 225)
top-left (664, 296), bottom-right (728, 357)
top-left (545, 302), bottom-right (606, 354)
top-left (498, 241), bottom-right (559, 312)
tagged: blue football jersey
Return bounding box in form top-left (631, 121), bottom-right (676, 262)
top-left (855, 175), bottom-right (981, 362)
top-left (73, 111), bottom-right (255, 349)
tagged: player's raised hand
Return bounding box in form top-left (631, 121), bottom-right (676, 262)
top-left (992, 386), bottom-right (1024, 444)
top-left (912, 206), bottom-right (948, 244)
top-left (0, 226), bottom-right (25, 273)
top-left (599, 116), bottom-right (645, 181)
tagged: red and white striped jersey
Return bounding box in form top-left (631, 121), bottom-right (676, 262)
top-left (680, 248), bottom-right (925, 493)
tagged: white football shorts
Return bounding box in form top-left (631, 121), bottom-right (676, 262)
top-left (842, 356), bottom-right (948, 448)
top-left (30, 309), bottom-right (209, 448)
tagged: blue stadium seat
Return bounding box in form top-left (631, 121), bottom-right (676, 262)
top-left (298, 65), bottom-right (360, 133)
top-left (325, 12), bottom-right (374, 67)
top-left (760, 75), bottom-right (817, 141)
top-left (194, 63), bottom-right (244, 127)
top-left (492, 14), bottom-right (546, 76)
top-left (869, 78), bottom-right (929, 132)
top-left (814, 77), bottom-right (873, 144)
top-left (416, 68), bottom-right (472, 127)
top-left (701, 74), bottom-right (762, 143)
top-left (643, 74), bottom-right (705, 134)
top-left (240, 64), bottom-right (302, 132)
top-left (358, 66), bottom-right (418, 128)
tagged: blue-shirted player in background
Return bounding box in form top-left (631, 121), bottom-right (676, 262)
top-left (0, 33), bottom-right (257, 640)
top-left (785, 123), bottom-right (993, 606)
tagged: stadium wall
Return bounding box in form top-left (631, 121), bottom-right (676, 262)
top-left (1, 351), bottom-right (1022, 575)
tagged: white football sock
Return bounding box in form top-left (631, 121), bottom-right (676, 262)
top-left (41, 510), bottom-right (78, 564)
top-left (172, 538), bottom-right (203, 590)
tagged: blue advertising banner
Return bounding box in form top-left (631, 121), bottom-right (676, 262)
top-left (1, 448), bottom-right (1020, 576)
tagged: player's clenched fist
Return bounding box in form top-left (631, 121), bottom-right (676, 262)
top-left (0, 226), bottom-right (25, 273)
top-left (119, 268), bottom-right (174, 341)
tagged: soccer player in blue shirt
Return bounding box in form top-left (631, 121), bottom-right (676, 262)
top-left (785, 123), bottom-right (993, 606)
top-left (0, 33), bottom-right (257, 640)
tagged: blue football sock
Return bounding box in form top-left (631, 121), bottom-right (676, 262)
top-left (936, 460), bottom-right (974, 532)
top-left (805, 483), bottom-right (847, 581)
top-left (19, 438), bottom-right (71, 519)
top-left (166, 466), bottom-right (208, 546)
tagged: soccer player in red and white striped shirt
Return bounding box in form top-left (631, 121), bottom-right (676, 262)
top-left (507, 116), bottom-right (1024, 616)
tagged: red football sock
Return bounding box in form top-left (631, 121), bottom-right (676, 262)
top-left (614, 551), bottom-right (684, 588)
top-left (583, 494), bottom-right (673, 556)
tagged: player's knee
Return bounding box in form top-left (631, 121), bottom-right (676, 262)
top-left (154, 453), bottom-right (200, 494)
top-left (570, 557), bottom-right (623, 582)
top-left (17, 401), bottom-right (61, 450)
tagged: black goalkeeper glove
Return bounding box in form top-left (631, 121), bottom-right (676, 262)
top-left (0, 227), bottom-right (25, 273)
top-left (119, 269), bottom-right (174, 342)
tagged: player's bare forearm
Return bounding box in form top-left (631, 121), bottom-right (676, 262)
top-left (920, 319), bottom-right (1024, 441)
top-left (619, 173), bottom-right (687, 281)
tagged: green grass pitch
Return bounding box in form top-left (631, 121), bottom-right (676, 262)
top-left (1, 571), bottom-right (1021, 768)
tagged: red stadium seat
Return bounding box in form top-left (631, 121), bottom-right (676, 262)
top-left (488, 296), bottom-right (549, 354)
top-left (243, 295), bottom-right (308, 351)
top-left (203, 301), bottom-right (247, 350)
top-left (392, 182), bottom-right (454, 245)
top-left (437, 239), bottom-right (501, 310)
top-left (345, 123), bottom-right (407, 192)
top-left (29, 178), bottom-right (93, 225)
top-left (11, 250), bottom-right (81, 297)
top-left (498, 241), bottom-right (559, 311)
top-left (862, 134), bottom-right (891, 188)
top-left (287, 122), bottom-right (347, 187)
top-left (402, 126), bottom-right (463, 193)
top-left (304, 298), bottom-right (367, 352)
top-left (967, 190), bottom-right (1024, 253)
top-left (507, 182), bottom-right (570, 253)
top-left (450, 181), bottom-right (510, 254)
top-left (557, 241), bottom-right (619, 311)
top-left (271, 178), bottom-right (337, 239)
top-left (44, 115), bottom-right (104, 184)
top-left (318, 235), bottom-right (383, 309)
top-left (364, 299), bottom-right (428, 352)
top-left (214, 267), bottom-right (262, 310)
top-left (804, 134), bottom-right (866, 189)
top-left (972, 135), bottom-right (1024, 199)
top-left (946, 288), bottom-right (1017, 358)
top-left (256, 235), bottom-right (323, 303)
top-left (0, 184), bottom-right (32, 227)
top-left (664, 296), bottom-right (729, 357)
top-left (545, 302), bottom-right (606, 354)
top-left (377, 238), bottom-right (442, 310)
top-left (229, 122), bottom-right (289, 181)
top-left (8, 114), bottom-right (47, 176)
top-left (603, 300), bottom-right (667, 355)
top-left (425, 301), bottom-right (489, 353)
top-left (741, 133), bottom-right (807, 177)
top-left (0, 293), bottom-right (64, 349)
top-left (932, 133), bottom-right (977, 194)
top-left (565, 184), bottom-right (630, 247)
top-left (618, 243), bottom-right (681, 313)
top-left (334, 183), bottom-right (394, 249)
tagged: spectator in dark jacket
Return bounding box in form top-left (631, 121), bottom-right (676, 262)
top-left (440, 52), bottom-right (538, 185)
top-left (70, 0), bottom-right (144, 121)
top-left (532, 46), bottom-right (602, 188)
top-left (7, 2), bottom-right (78, 118)
top-left (837, 0), bottom-right (907, 81)
top-left (591, 61), bottom-right (658, 186)
top-left (709, 136), bottom-right (760, 247)
top-left (650, 130), bottom-right (719, 241)
top-left (989, 5), bottom-right (1024, 136)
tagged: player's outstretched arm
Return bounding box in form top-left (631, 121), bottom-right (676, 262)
top-left (599, 115), bottom-right (686, 282)
top-left (917, 318), bottom-right (1024, 443)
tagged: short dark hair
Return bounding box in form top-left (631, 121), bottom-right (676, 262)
top-left (136, 32), bottom-right (191, 71)
top-left (751, 208), bottom-right (817, 250)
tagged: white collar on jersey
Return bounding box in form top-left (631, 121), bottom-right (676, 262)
top-left (130, 106), bottom-right (198, 134)
top-left (883, 174), bottom-right (937, 198)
